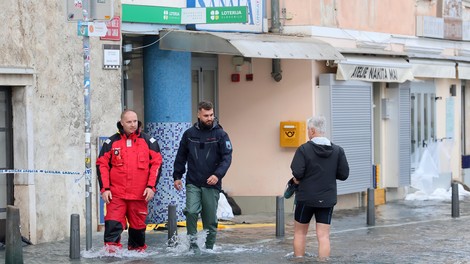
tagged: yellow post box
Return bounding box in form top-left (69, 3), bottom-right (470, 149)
top-left (280, 121), bottom-right (306, 147)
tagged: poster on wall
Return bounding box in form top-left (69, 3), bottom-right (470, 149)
top-left (189, 0), bottom-right (264, 33)
top-left (103, 44), bottom-right (120, 69)
top-left (446, 97), bottom-right (454, 139)
top-left (100, 16), bottom-right (121, 41)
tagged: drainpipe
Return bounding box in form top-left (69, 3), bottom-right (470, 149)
top-left (270, 0), bottom-right (282, 82)
top-left (271, 59), bottom-right (282, 82)
top-left (270, 0), bottom-right (281, 33)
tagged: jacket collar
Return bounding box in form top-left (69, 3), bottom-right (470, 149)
top-left (116, 120), bottom-right (142, 138)
top-left (195, 118), bottom-right (219, 130)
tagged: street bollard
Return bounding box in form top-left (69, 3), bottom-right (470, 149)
top-left (167, 204), bottom-right (177, 247)
top-left (6, 205), bottom-right (23, 264)
top-left (276, 196), bottom-right (285, 237)
top-left (69, 214), bottom-right (80, 259)
top-left (452, 182), bottom-right (460, 218)
top-left (367, 188), bottom-right (375, 226)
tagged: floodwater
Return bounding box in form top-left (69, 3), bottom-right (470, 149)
top-left (3, 198), bottom-right (470, 263)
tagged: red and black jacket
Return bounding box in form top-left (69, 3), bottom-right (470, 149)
top-left (96, 121), bottom-right (162, 200)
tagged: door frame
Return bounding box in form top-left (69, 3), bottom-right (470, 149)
top-left (410, 80), bottom-right (436, 171)
top-left (0, 86), bottom-right (14, 242)
top-left (191, 55), bottom-right (218, 123)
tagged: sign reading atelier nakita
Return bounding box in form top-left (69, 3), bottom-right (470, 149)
top-left (336, 59), bottom-right (414, 83)
top-left (350, 66), bottom-right (398, 81)
top-left (338, 65), bottom-right (413, 83)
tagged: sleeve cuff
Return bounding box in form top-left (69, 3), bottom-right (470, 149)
top-left (173, 175), bottom-right (182, 181)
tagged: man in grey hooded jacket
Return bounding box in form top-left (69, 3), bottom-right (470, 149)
top-left (290, 115), bottom-right (349, 261)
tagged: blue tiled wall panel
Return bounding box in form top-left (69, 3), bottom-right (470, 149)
top-left (146, 122), bottom-right (192, 224)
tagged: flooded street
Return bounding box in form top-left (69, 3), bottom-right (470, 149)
top-left (3, 198), bottom-right (470, 263)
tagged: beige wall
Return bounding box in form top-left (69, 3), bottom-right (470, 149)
top-left (280, 0), bottom-right (432, 36)
top-left (381, 83), bottom-right (400, 188)
top-left (1, 1), bottom-right (122, 243)
top-left (434, 79), bottom-right (462, 180)
top-left (217, 56), bottom-right (319, 196)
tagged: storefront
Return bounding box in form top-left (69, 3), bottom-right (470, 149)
top-left (317, 54), bottom-right (414, 200)
top-left (121, 28), bottom-right (345, 222)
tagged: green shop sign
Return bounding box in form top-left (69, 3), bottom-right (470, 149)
top-left (122, 5), bottom-right (181, 24)
top-left (122, 4), bottom-right (247, 24)
top-left (205, 7), bottom-right (247, 24)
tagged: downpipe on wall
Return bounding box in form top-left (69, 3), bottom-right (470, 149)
top-left (270, 0), bottom-right (282, 82)
top-left (271, 59), bottom-right (282, 82)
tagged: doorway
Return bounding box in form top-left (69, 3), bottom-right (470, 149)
top-left (191, 54), bottom-right (218, 123)
top-left (0, 86), bottom-right (13, 243)
top-left (410, 80), bottom-right (437, 172)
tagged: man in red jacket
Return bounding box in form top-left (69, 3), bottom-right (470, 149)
top-left (96, 110), bottom-right (162, 253)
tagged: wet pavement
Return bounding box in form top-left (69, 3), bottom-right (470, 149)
top-left (2, 197), bottom-right (470, 263)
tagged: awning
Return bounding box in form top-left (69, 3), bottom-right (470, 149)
top-left (409, 59), bottom-right (456, 79)
top-left (337, 47), bottom-right (408, 57)
top-left (336, 55), bottom-right (413, 83)
top-left (458, 62), bottom-right (470, 79)
top-left (158, 29), bottom-right (344, 60)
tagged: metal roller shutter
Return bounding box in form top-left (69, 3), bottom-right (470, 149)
top-left (399, 83), bottom-right (411, 186)
top-left (319, 74), bottom-right (373, 195)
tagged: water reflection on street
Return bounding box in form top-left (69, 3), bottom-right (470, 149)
top-left (3, 199), bottom-right (470, 263)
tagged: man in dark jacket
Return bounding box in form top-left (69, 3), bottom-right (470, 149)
top-left (96, 110), bottom-right (162, 253)
top-left (173, 101), bottom-right (233, 251)
top-left (290, 115), bottom-right (349, 261)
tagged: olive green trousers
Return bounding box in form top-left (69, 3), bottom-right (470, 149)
top-left (185, 184), bottom-right (220, 249)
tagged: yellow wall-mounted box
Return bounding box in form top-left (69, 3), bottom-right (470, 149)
top-left (280, 121), bottom-right (306, 147)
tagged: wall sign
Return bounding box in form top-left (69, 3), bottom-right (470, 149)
top-left (100, 16), bottom-right (121, 41)
top-left (122, 5), bottom-right (247, 24)
top-left (191, 0), bottom-right (264, 33)
top-left (102, 44), bottom-right (120, 69)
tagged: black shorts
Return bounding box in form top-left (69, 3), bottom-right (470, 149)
top-left (294, 201), bottom-right (334, 225)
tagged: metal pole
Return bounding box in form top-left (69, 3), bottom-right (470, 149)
top-left (82, 0), bottom-right (92, 250)
top-left (70, 214), bottom-right (81, 259)
top-left (452, 181), bottom-right (460, 218)
top-left (6, 206), bottom-right (23, 264)
top-left (167, 204), bottom-right (177, 247)
top-left (367, 188), bottom-right (375, 226)
top-left (275, 196), bottom-right (285, 237)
